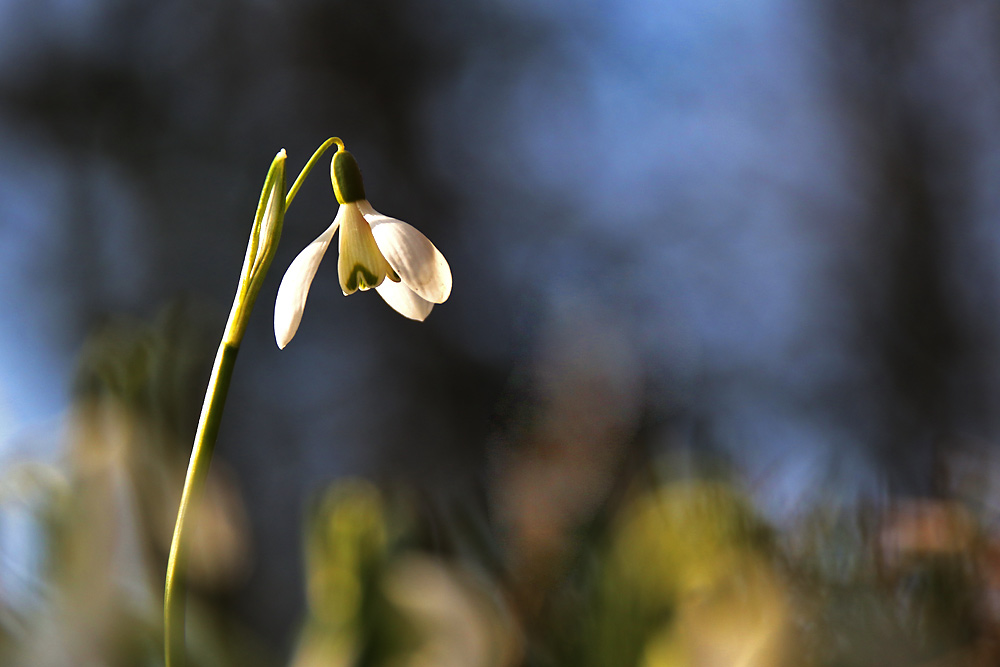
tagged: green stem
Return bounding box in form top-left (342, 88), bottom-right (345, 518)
top-left (163, 139), bottom-right (337, 666)
top-left (286, 137), bottom-right (340, 207)
top-left (164, 341), bottom-right (239, 667)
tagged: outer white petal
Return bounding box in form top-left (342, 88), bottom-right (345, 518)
top-left (273, 210), bottom-right (342, 349)
top-left (375, 277), bottom-right (435, 321)
top-left (358, 201), bottom-right (452, 304)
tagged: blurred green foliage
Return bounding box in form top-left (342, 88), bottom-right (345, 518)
top-left (1, 307), bottom-right (999, 667)
top-left (288, 474), bottom-right (999, 667)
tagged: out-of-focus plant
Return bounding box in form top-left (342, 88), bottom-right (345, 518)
top-left (786, 496), bottom-right (993, 667)
top-left (381, 554), bottom-right (519, 667)
top-left (580, 481), bottom-right (791, 667)
top-left (290, 479), bottom-right (518, 667)
top-left (0, 305), bottom-right (260, 666)
top-left (291, 479), bottom-right (397, 667)
top-left (277, 294), bottom-right (1000, 667)
top-left (287, 466), bottom-right (1000, 667)
top-left (290, 475), bottom-right (796, 667)
top-left (0, 461), bottom-right (71, 665)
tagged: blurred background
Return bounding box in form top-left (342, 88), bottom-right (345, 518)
top-left (2, 0), bottom-right (1000, 664)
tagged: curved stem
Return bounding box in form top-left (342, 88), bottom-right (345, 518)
top-left (164, 341), bottom-right (239, 667)
top-left (164, 140), bottom-right (331, 666)
top-left (286, 137), bottom-right (340, 208)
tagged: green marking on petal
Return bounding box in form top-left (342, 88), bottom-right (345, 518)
top-left (345, 265), bottom-right (382, 293)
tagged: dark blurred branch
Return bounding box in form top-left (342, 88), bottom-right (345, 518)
top-left (823, 0), bottom-right (977, 495)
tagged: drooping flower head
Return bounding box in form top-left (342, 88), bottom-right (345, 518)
top-left (273, 139), bottom-right (452, 348)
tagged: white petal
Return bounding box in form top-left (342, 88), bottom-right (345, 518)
top-left (273, 211), bottom-right (342, 349)
top-left (358, 201), bottom-right (452, 304)
top-left (375, 278), bottom-right (435, 321)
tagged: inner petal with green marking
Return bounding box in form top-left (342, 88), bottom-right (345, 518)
top-left (337, 202), bottom-right (398, 295)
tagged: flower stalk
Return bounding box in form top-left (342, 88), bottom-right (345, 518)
top-left (164, 138), bottom-right (338, 667)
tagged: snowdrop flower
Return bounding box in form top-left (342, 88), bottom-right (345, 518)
top-left (273, 139), bottom-right (452, 348)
